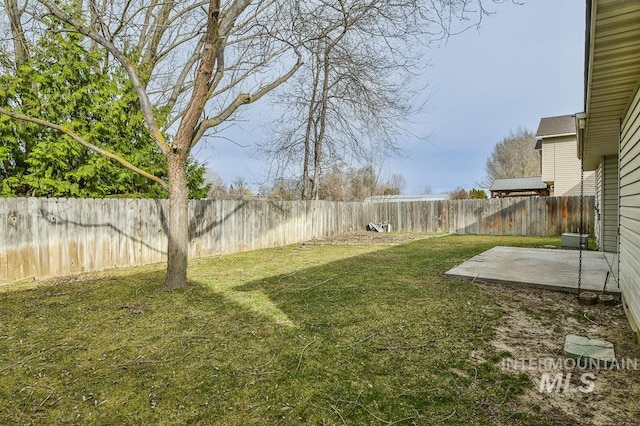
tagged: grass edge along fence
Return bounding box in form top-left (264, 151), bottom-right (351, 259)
top-left (0, 195), bottom-right (593, 282)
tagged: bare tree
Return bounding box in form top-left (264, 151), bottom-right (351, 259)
top-left (313, 164), bottom-right (404, 201)
top-left (261, 177), bottom-right (301, 200)
top-left (318, 164), bottom-right (349, 201)
top-left (384, 174), bottom-right (407, 195)
top-left (229, 177), bottom-right (252, 200)
top-left (0, 0), bottom-right (301, 289)
top-left (261, 0), bottom-right (499, 200)
top-left (205, 170), bottom-right (228, 200)
top-left (0, 0), bottom-right (506, 289)
top-left (484, 128), bottom-right (540, 186)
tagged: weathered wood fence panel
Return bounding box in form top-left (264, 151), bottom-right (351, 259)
top-left (371, 196), bottom-right (593, 236)
top-left (0, 196), bottom-right (593, 282)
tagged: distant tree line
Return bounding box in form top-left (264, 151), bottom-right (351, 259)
top-left (207, 165), bottom-right (406, 202)
top-left (449, 187), bottom-right (487, 200)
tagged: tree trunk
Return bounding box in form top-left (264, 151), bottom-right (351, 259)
top-left (5, 0), bottom-right (30, 65)
top-left (312, 44), bottom-right (332, 200)
top-left (302, 47), bottom-right (322, 200)
top-left (162, 152), bottom-right (189, 290)
top-left (161, 0), bottom-right (220, 290)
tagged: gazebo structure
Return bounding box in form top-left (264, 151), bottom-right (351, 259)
top-left (489, 177), bottom-right (549, 198)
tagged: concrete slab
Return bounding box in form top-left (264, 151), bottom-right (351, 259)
top-left (564, 334), bottom-right (616, 367)
top-left (445, 246), bottom-right (620, 295)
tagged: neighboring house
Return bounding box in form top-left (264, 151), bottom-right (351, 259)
top-left (535, 114), bottom-right (596, 196)
top-left (581, 0), bottom-right (640, 339)
top-left (489, 177), bottom-right (549, 198)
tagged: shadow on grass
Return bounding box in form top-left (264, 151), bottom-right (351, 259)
top-left (0, 235), bottom-right (558, 425)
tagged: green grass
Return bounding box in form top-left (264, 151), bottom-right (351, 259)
top-left (0, 235), bottom-right (559, 425)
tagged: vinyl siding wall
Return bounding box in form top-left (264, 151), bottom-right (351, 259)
top-left (541, 139), bottom-right (556, 185)
top-left (541, 135), bottom-right (596, 196)
top-left (595, 161), bottom-right (603, 248)
top-left (602, 155), bottom-right (619, 253)
top-left (620, 85), bottom-right (640, 333)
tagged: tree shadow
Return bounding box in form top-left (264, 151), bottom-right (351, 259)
top-left (2, 198), bottom-right (306, 281)
top-left (217, 238), bottom-right (489, 332)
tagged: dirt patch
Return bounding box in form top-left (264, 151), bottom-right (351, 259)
top-left (312, 231), bottom-right (443, 245)
top-left (478, 281), bottom-right (640, 425)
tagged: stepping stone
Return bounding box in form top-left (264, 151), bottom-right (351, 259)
top-left (564, 334), bottom-right (615, 368)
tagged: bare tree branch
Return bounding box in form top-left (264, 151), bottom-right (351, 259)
top-left (193, 47), bottom-right (302, 145)
top-left (38, 0), bottom-right (171, 155)
top-left (0, 106), bottom-right (169, 189)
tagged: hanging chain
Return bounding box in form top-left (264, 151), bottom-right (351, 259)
top-left (578, 122), bottom-right (585, 295)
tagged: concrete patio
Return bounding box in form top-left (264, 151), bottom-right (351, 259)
top-left (446, 246), bottom-right (620, 295)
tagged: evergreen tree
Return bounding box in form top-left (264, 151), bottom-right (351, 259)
top-left (0, 29), bottom-right (208, 198)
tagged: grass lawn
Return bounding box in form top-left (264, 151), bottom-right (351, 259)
top-left (0, 234), bottom-right (562, 425)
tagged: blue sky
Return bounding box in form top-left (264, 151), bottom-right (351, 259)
top-left (198, 0), bottom-right (585, 195)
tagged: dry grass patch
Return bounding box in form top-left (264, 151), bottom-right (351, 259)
top-left (480, 282), bottom-right (640, 426)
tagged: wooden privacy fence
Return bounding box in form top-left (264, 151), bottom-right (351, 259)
top-left (0, 196), bottom-right (593, 282)
top-left (373, 196), bottom-right (594, 236)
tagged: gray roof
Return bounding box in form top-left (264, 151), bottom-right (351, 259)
top-left (536, 115), bottom-right (576, 138)
top-left (490, 177), bottom-right (548, 191)
top-left (534, 138), bottom-right (542, 150)
top-left (367, 194), bottom-right (450, 202)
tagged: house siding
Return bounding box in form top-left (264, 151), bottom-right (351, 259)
top-left (602, 155), bottom-right (619, 253)
top-left (595, 161), bottom-right (603, 249)
top-left (542, 135), bottom-right (596, 196)
top-left (541, 139), bottom-right (556, 185)
top-left (620, 84), bottom-right (640, 332)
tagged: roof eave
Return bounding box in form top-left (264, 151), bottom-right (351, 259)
top-left (581, 0), bottom-right (640, 170)
top-left (540, 132), bottom-right (577, 139)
